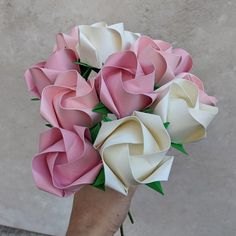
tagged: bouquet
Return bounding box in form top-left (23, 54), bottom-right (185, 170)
top-left (25, 22), bottom-right (218, 233)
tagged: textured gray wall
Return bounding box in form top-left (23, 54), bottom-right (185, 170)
top-left (0, 0), bottom-right (235, 235)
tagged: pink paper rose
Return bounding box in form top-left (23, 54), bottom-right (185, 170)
top-left (40, 70), bottom-right (101, 130)
top-left (179, 72), bottom-right (217, 106)
top-left (32, 126), bottom-right (102, 197)
top-left (95, 50), bottom-right (158, 118)
top-left (25, 49), bottom-right (79, 98)
top-left (54, 26), bottom-right (79, 56)
top-left (132, 36), bottom-right (193, 85)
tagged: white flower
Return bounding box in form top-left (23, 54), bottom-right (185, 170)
top-left (153, 78), bottom-right (218, 143)
top-left (94, 111), bottom-right (173, 195)
top-left (77, 22), bottom-right (140, 68)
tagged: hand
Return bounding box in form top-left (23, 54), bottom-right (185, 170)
top-left (66, 185), bottom-right (136, 236)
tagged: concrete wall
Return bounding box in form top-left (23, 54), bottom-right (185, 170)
top-left (0, 0), bottom-right (235, 235)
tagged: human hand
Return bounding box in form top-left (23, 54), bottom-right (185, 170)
top-left (66, 185), bottom-right (136, 236)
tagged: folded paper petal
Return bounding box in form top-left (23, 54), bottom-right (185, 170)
top-left (94, 111), bottom-right (173, 195)
top-left (40, 70), bottom-right (101, 130)
top-left (132, 36), bottom-right (193, 85)
top-left (77, 22), bottom-right (140, 68)
top-left (25, 49), bottom-right (79, 98)
top-left (153, 78), bottom-right (218, 143)
top-left (96, 51), bottom-right (158, 118)
top-left (32, 126), bottom-right (102, 197)
top-left (178, 72), bottom-right (217, 106)
top-left (55, 26), bottom-right (79, 56)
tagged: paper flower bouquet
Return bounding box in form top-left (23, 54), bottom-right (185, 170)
top-left (25, 22), bottom-right (218, 199)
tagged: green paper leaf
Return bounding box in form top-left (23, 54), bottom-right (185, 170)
top-left (92, 102), bottom-right (111, 115)
top-left (171, 142), bottom-right (188, 155)
top-left (164, 122), bottom-right (170, 129)
top-left (89, 122), bottom-right (101, 144)
top-left (82, 67), bottom-right (92, 80)
top-left (91, 67), bottom-right (100, 73)
top-left (146, 181), bottom-right (164, 195)
top-left (31, 97), bottom-right (40, 101)
top-left (74, 61), bottom-right (100, 73)
top-left (92, 167), bottom-right (105, 191)
top-left (142, 107), bottom-right (154, 113)
top-left (74, 61), bottom-right (91, 67)
top-left (103, 116), bottom-right (112, 122)
top-left (154, 84), bottom-right (160, 90)
top-left (45, 123), bottom-right (53, 128)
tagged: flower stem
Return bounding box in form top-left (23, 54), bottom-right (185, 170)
top-left (120, 224), bottom-right (124, 236)
top-left (128, 211), bottom-right (134, 224)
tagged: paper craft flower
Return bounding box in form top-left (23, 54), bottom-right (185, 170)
top-left (96, 50), bottom-right (157, 118)
top-left (179, 72), bottom-right (217, 106)
top-left (94, 111), bottom-right (174, 195)
top-left (132, 36), bottom-right (192, 85)
top-left (40, 70), bottom-right (101, 130)
top-left (153, 78), bottom-right (218, 143)
top-left (25, 49), bottom-right (79, 98)
top-left (77, 22), bottom-right (140, 68)
top-left (54, 26), bottom-right (79, 55)
top-left (32, 126), bottom-right (102, 197)
top-left (25, 22), bottom-right (218, 202)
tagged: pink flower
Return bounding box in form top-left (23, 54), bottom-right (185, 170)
top-left (179, 72), bottom-right (217, 106)
top-left (95, 50), bottom-right (157, 118)
top-left (132, 36), bottom-right (193, 85)
top-left (24, 49), bottom-right (79, 98)
top-left (40, 70), bottom-right (101, 130)
top-left (32, 126), bottom-right (102, 197)
top-left (54, 26), bottom-right (79, 56)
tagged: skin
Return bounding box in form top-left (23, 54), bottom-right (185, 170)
top-left (66, 185), bottom-right (136, 236)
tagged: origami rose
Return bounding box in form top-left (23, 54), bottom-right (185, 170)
top-left (77, 22), bottom-right (140, 68)
top-left (95, 50), bottom-right (157, 118)
top-left (94, 111), bottom-right (174, 195)
top-left (40, 70), bottom-right (101, 130)
top-left (179, 72), bottom-right (217, 106)
top-left (153, 78), bottom-right (218, 143)
top-left (32, 126), bottom-right (102, 197)
top-left (55, 26), bottom-right (79, 55)
top-left (132, 36), bottom-right (193, 85)
top-left (25, 49), bottom-right (79, 98)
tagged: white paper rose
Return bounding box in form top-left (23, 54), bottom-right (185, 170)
top-left (94, 111), bottom-right (174, 195)
top-left (77, 22), bottom-right (140, 68)
top-left (153, 78), bottom-right (218, 144)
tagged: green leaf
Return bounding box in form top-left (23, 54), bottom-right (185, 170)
top-left (164, 122), bottom-right (170, 129)
top-left (154, 84), bottom-right (160, 90)
top-left (89, 123), bottom-right (101, 144)
top-left (82, 67), bottom-right (92, 80)
top-left (74, 61), bottom-right (91, 67)
top-left (92, 167), bottom-right (105, 191)
top-left (171, 142), bottom-right (188, 155)
top-left (91, 67), bottom-right (100, 73)
top-left (45, 123), bottom-right (53, 128)
top-left (103, 116), bottom-right (112, 122)
top-left (31, 97), bottom-right (40, 101)
top-left (142, 107), bottom-right (154, 113)
top-left (146, 181), bottom-right (164, 195)
top-left (92, 102), bottom-right (111, 115)
top-left (74, 61), bottom-right (100, 73)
